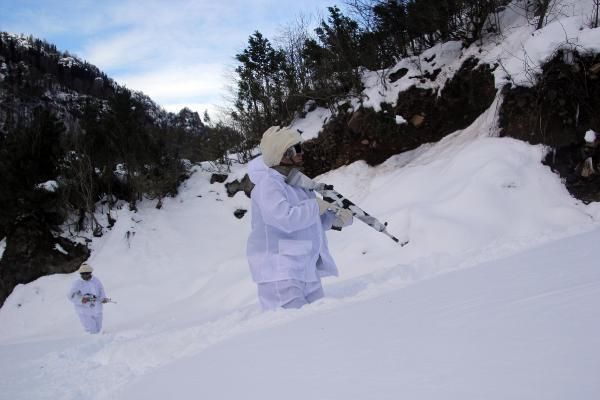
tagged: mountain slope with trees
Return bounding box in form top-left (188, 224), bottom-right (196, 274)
top-left (0, 33), bottom-right (234, 305)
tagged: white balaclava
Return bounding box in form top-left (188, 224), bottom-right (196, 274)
top-left (259, 126), bottom-right (302, 167)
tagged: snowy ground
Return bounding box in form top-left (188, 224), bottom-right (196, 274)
top-left (1, 1), bottom-right (600, 398)
top-left (119, 227), bottom-right (600, 400)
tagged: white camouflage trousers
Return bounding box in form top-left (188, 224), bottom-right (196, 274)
top-left (77, 312), bottom-right (103, 334)
top-left (257, 279), bottom-right (324, 310)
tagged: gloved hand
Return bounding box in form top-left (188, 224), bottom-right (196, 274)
top-left (334, 208), bottom-right (353, 227)
top-left (316, 198), bottom-right (335, 215)
top-left (102, 298), bottom-right (110, 304)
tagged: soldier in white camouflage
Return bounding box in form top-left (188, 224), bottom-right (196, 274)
top-left (68, 262), bottom-right (110, 334)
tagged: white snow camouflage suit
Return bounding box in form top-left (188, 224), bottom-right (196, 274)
top-left (68, 276), bottom-right (106, 333)
top-left (246, 156), bottom-right (339, 309)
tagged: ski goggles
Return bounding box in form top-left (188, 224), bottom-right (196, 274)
top-left (284, 143), bottom-right (303, 158)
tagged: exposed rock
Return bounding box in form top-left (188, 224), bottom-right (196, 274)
top-left (225, 174), bottom-right (254, 198)
top-left (107, 212), bottom-right (116, 228)
top-left (303, 57), bottom-right (497, 177)
top-left (233, 209), bottom-right (247, 219)
top-left (210, 173), bottom-right (228, 184)
top-left (500, 50), bottom-right (600, 202)
top-left (0, 215), bottom-right (89, 306)
top-left (410, 114), bottom-right (425, 127)
top-left (579, 157), bottom-right (596, 178)
top-left (411, 68), bottom-right (442, 82)
top-left (347, 110), bottom-right (364, 132)
top-left (389, 68), bottom-right (408, 83)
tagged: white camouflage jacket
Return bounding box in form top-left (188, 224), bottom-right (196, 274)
top-left (68, 276), bottom-right (106, 315)
top-left (246, 156), bottom-right (338, 283)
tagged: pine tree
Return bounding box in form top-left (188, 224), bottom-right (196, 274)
top-left (233, 31), bottom-right (288, 148)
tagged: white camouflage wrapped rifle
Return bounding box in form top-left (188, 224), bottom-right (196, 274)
top-left (286, 169), bottom-right (408, 246)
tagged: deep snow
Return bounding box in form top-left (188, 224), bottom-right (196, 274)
top-left (119, 227), bottom-right (600, 400)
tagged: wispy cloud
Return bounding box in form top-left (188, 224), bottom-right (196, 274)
top-left (116, 63), bottom-right (225, 99)
top-left (114, 62), bottom-right (227, 117)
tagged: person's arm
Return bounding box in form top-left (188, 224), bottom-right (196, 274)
top-left (95, 279), bottom-right (108, 303)
top-left (320, 210), bottom-right (336, 230)
top-left (258, 180), bottom-right (319, 234)
top-left (68, 282), bottom-right (83, 304)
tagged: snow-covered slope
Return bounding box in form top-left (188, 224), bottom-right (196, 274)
top-left (1, 1), bottom-right (600, 399)
top-left (119, 226), bottom-right (600, 400)
top-left (1, 114), bottom-right (599, 399)
top-left (1, 151), bottom-right (599, 399)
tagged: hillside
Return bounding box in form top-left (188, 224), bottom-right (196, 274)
top-left (0, 32), bottom-right (209, 306)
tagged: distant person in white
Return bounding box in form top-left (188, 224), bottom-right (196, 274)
top-left (68, 262), bottom-right (109, 334)
top-left (246, 126), bottom-right (352, 310)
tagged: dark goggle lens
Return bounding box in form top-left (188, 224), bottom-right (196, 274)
top-left (285, 143), bottom-right (303, 158)
top-left (289, 143), bottom-right (302, 156)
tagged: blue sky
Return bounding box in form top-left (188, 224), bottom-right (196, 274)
top-left (0, 0), bottom-right (344, 118)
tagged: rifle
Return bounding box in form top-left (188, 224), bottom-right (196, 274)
top-left (81, 293), bottom-right (117, 305)
top-left (286, 169), bottom-right (408, 246)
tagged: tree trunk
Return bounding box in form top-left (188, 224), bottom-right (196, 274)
top-left (536, 0), bottom-right (551, 30)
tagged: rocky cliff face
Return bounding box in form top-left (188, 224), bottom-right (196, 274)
top-left (302, 57), bottom-right (497, 177)
top-left (499, 50), bottom-right (600, 203)
top-left (0, 215), bottom-right (89, 307)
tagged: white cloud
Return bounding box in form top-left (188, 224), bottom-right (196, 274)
top-left (115, 62), bottom-right (226, 100)
top-left (114, 62), bottom-right (234, 120)
top-left (82, 30), bottom-right (155, 70)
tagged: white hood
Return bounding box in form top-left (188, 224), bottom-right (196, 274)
top-left (247, 156), bottom-right (271, 185)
